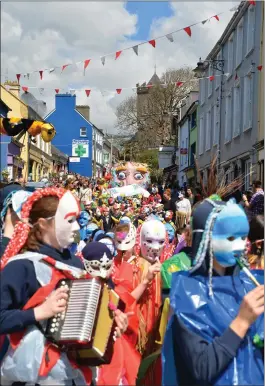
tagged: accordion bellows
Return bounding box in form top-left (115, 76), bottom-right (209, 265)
top-left (45, 278), bottom-right (124, 366)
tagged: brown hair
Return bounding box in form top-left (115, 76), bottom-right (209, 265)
top-left (25, 196), bottom-right (59, 251)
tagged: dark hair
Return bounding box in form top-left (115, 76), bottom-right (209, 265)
top-left (25, 196), bottom-right (59, 251)
top-left (248, 215), bottom-right (264, 256)
top-left (253, 180), bottom-right (263, 189)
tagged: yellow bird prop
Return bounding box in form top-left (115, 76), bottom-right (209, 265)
top-left (0, 117), bottom-right (56, 143)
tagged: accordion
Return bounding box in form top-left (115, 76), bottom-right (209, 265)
top-left (45, 278), bottom-right (125, 366)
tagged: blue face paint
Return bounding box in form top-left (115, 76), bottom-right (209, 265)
top-left (165, 223), bottom-right (175, 243)
top-left (78, 211), bottom-right (90, 228)
top-left (212, 200), bottom-right (249, 267)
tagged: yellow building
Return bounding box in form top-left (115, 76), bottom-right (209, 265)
top-left (1, 82), bottom-right (53, 181)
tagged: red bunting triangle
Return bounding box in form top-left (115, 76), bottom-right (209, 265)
top-left (213, 15), bottom-right (220, 21)
top-left (115, 51), bottom-right (122, 60)
top-left (248, 0), bottom-right (256, 5)
top-left (62, 64), bottom-right (69, 72)
top-left (209, 75), bottom-right (215, 81)
top-left (55, 89), bottom-right (60, 94)
top-left (16, 74), bottom-right (21, 83)
top-left (184, 27), bottom-right (192, 37)
top-left (85, 89), bottom-right (91, 97)
top-left (39, 70), bottom-right (43, 80)
top-left (22, 86), bottom-right (28, 92)
top-left (116, 89), bottom-right (122, 94)
top-left (84, 59), bottom-right (91, 70)
top-left (149, 40), bottom-right (156, 48)
top-left (257, 65), bottom-right (263, 71)
top-left (176, 82), bottom-right (184, 87)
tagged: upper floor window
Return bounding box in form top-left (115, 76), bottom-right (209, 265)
top-left (205, 108), bottom-right (211, 151)
top-left (213, 103), bottom-right (219, 146)
top-left (199, 78), bottom-right (205, 106)
top-left (199, 114), bottom-right (204, 155)
top-left (243, 72), bottom-right (253, 131)
top-left (191, 110), bottom-right (197, 129)
top-left (236, 19), bottom-right (244, 68)
top-left (246, 5), bottom-right (255, 55)
top-left (208, 67), bottom-right (213, 97)
top-left (227, 34), bottom-right (234, 76)
top-left (215, 52), bottom-right (222, 89)
top-left (233, 83), bottom-right (241, 138)
top-left (80, 127), bottom-right (87, 137)
top-left (225, 92), bottom-right (233, 143)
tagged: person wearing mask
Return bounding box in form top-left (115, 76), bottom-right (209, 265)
top-left (0, 187), bottom-right (128, 385)
top-left (163, 198), bottom-right (264, 386)
top-left (243, 180), bottom-right (264, 219)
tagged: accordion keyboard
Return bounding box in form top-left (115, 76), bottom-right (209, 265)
top-left (46, 278), bottom-right (102, 343)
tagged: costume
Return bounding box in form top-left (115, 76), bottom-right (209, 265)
top-left (162, 199), bottom-right (264, 386)
top-left (0, 187), bottom-right (95, 385)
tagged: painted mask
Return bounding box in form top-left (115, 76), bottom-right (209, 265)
top-left (95, 208), bottom-right (102, 218)
top-left (55, 191), bottom-right (80, 249)
top-left (113, 162), bottom-right (150, 188)
top-left (78, 211), bottom-right (90, 228)
top-left (115, 223), bottom-right (136, 251)
top-left (212, 200), bottom-right (249, 267)
top-left (83, 242), bottom-right (114, 279)
top-left (165, 222), bottom-right (175, 243)
top-left (140, 219), bottom-right (166, 263)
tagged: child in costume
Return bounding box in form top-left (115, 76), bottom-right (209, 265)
top-left (162, 198), bottom-right (264, 386)
top-left (0, 187), bottom-right (128, 385)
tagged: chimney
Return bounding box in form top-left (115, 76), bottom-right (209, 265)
top-left (76, 105), bottom-right (90, 122)
top-left (4, 81), bottom-right (20, 98)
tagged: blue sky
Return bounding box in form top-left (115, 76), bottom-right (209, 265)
top-left (125, 1), bottom-right (173, 40)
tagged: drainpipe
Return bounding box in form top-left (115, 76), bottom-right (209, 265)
top-left (218, 48), bottom-right (225, 177)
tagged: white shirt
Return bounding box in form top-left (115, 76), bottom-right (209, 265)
top-left (175, 198), bottom-right (191, 214)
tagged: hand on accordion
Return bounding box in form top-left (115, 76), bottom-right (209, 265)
top-left (34, 287), bottom-right (69, 322)
top-left (113, 310), bottom-right (134, 340)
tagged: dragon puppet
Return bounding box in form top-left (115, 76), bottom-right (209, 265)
top-left (0, 117), bottom-right (56, 142)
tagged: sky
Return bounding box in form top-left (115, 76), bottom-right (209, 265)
top-left (1, 0), bottom-right (240, 134)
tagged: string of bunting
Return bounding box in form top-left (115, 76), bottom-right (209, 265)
top-left (17, 66), bottom-right (263, 97)
top-left (14, 4), bottom-right (247, 83)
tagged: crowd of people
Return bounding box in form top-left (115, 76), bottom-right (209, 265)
top-left (0, 171), bottom-right (264, 386)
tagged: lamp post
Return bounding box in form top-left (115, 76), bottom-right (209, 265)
top-left (193, 57), bottom-right (225, 176)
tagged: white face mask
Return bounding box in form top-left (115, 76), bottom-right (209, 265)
top-left (84, 253), bottom-right (113, 279)
top-left (55, 191), bottom-right (80, 249)
top-left (99, 238), bottom-right (115, 256)
top-left (140, 220), bottom-right (166, 263)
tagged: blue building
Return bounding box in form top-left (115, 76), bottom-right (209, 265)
top-left (45, 94), bottom-right (93, 177)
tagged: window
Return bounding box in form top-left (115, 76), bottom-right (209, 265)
top-left (181, 140), bottom-right (184, 166)
top-left (243, 73), bottom-right (253, 131)
top-left (236, 19), bottom-right (244, 67)
top-left (199, 114), bottom-right (204, 155)
top-left (246, 5), bottom-right (255, 55)
top-left (233, 84), bottom-right (241, 138)
top-left (213, 104), bottom-right (219, 146)
top-left (208, 67), bottom-right (213, 97)
top-left (199, 79), bottom-right (205, 105)
top-left (185, 138), bottom-right (188, 164)
top-left (215, 52), bottom-right (222, 89)
top-left (80, 127), bottom-right (87, 137)
top-left (191, 110), bottom-right (197, 129)
top-left (227, 34), bottom-right (234, 76)
top-left (190, 143), bottom-right (196, 166)
top-left (225, 93), bottom-right (232, 143)
top-left (205, 109), bottom-right (211, 151)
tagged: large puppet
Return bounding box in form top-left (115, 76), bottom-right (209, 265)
top-left (162, 198), bottom-right (264, 386)
top-left (111, 162), bottom-right (150, 189)
top-left (0, 117), bottom-right (56, 142)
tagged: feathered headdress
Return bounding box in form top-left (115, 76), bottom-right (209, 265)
top-left (1, 187), bottom-right (66, 270)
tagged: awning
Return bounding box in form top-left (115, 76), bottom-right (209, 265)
top-left (163, 164), bottom-right (178, 174)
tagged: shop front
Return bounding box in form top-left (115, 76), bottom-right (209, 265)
top-left (6, 140), bottom-right (24, 181)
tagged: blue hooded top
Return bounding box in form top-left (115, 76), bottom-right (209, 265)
top-left (162, 199), bottom-right (264, 386)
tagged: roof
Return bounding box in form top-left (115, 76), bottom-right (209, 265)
top-left (0, 84), bottom-right (28, 109)
top-left (147, 73), bottom-right (161, 86)
top-left (51, 144), bottom-right (68, 160)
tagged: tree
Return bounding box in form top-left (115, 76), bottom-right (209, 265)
top-left (115, 67), bottom-right (197, 149)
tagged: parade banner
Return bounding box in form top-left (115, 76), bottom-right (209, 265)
top-left (108, 184), bottom-right (150, 198)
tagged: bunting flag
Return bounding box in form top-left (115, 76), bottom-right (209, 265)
top-left (39, 70), bottom-right (43, 80)
top-left (166, 33), bottom-right (174, 43)
top-left (84, 59), bottom-right (91, 75)
top-left (149, 39), bottom-right (156, 48)
top-left (257, 65), bottom-right (263, 71)
top-left (213, 15), bottom-right (220, 21)
top-left (49, 68), bottom-right (55, 73)
top-left (22, 86), bottom-right (28, 92)
top-left (115, 51), bottom-right (122, 60)
top-left (209, 75), bottom-right (215, 81)
top-left (16, 74), bottom-right (21, 83)
top-left (55, 89), bottom-right (59, 94)
top-left (184, 27), bottom-right (192, 37)
top-left (248, 0), bottom-right (256, 5)
top-left (202, 19), bottom-right (208, 25)
top-left (61, 64), bottom-right (69, 73)
top-left (132, 45), bottom-right (139, 55)
top-left (70, 89), bottom-right (76, 96)
top-left (101, 56), bottom-right (106, 66)
top-left (85, 89), bottom-right (91, 97)
top-left (176, 81), bottom-right (184, 87)
top-left (116, 88), bottom-right (122, 94)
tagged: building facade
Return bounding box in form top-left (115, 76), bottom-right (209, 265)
top-left (51, 145), bottom-right (68, 175)
top-left (92, 125), bottom-right (104, 177)
top-left (196, 1), bottom-right (263, 190)
top-left (45, 94), bottom-right (93, 177)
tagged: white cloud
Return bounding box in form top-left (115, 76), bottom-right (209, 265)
top-left (1, 1), bottom-right (240, 133)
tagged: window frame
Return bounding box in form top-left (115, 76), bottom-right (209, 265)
top-left (199, 113), bottom-right (204, 155)
top-left (232, 81), bottom-right (241, 139)
top-left (243, 71), bottom-right (253, 132)
top-left (235, 18), bottom-right (244, 69)
top-left (80, 127), bottom-right (87, 137)
top-left (246, 5), bottom-right (255, 57)
top-left (227, 33), bottom-right (234, 79)
top-left (225, 92), bottom-right (233, 144)
top-left (205, 108), bottom-right (211, 151)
